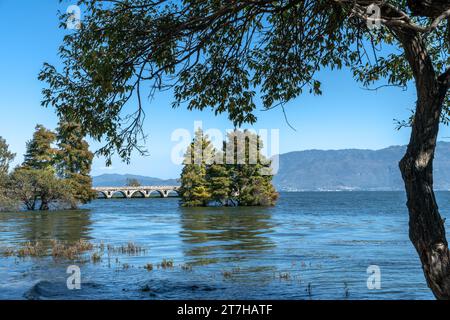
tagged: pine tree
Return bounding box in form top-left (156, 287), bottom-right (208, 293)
top-left (225, 129), bottom-right (278, 206)
top-left (179, 129), bottom-right (213, 207)
top-left (55, 121), bottom-right (95, 206)
top-left (23, 125), bottom-right (57, 170)
top-left (0, 137), bottom-right (18, 211)
top-left (0, 136), bottom-right (16, 175)
top-left (206, 162), bottom-right (232, 206)
top-left (179, 128), bottom-right (278, 207)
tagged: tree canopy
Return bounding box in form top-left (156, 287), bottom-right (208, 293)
top-left (179, 129), bottom-right (277, 206)
top-left (126, 178), bottom-right (141, 187)
top-left (2, 125), bottom-right (95, 211)
top-left (0, 137), bottom-right (15, 175)
top-left (23, 125), bottom-right (57, 171)
top-left (0, 137), bottom-right (17, 211)
top-left (56, 121), bottom-right (96, 205)
top-left (39, 0), bottom-right (449, 162)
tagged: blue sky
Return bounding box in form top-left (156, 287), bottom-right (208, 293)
top-left (1, 0), bottom-right (449, 179)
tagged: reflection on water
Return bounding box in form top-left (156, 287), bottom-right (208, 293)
top-left (1, 192), bottom-right (449, 299)
top-left (0, 210), bottom-right (92, 246)
top-left (179, 207), bottom-right (275, 264)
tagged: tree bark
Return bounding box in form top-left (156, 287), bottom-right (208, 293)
top-left (393, 28), bottom-right (450, 299)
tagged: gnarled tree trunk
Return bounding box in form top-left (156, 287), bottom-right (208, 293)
top-left (394, 28), bottom-right (450, 299)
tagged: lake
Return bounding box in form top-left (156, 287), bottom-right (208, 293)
top-left (0, 191), bottom-right (447, 300)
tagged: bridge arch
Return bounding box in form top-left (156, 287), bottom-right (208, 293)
top-left (166, 190), bottom-right (179, 197)
top-left (97, 191), bottom-right (108, 199)
top-left (131, 190), bottom-right (145, 198)
top-left (148, 190), bottom-right (164, 198)
top-left (111, 191), bottom-right (127, 198)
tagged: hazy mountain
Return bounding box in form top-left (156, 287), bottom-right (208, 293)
top-left (93, 174), bottom-right (179, 187)
top-left (274, 141), bottom-right (450, 191)
top-left (93, 142), bottom-right (450, 191)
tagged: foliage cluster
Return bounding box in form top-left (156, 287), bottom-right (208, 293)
top-left (179, 129), bottom-right (278, 207)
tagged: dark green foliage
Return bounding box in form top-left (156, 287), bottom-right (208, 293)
top-left (179, 129), bottom-right (277, 207)
top-left (0, 173), bottom-right (19, 212)
top-left (178, 129), bottom-right (213, 207)
top-left (0, 137), bottom-right (17, 211)
top-left (1, 125), bottom-right (95, 211)
top-left (206, 163), bottom-right (232, 206)
top-left (23, 125), bottom-right (57, 171)
top-left (126, 178), bottom-right (141, 187)
top-left (9, 168), bottom-right (75, 211)
top-left (56, 122), bottom-right (96, 205)
top-left (0, 137), bottom-right (15, 175)
top-left (39, 0), bottom-right (447, 163)
top-left (225, 130), bottom-right (278, 206)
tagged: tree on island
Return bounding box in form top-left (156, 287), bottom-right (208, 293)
top-left (225, 130), bottom-right (278, 206)
top-left (56, 121), bottom-right (96, 207)
top-left (39, 0), bottom-right (450, 298)
top-left (178, 129), bottom-right (214, 207)
top-left (126, 178), bottom-right (141, 187)
top-left (0, 137), bottom-right (15, 175)
top-left (5, 124), bottom-right (95, 211)
top-left (10, 168), bottom-right (74, 211)
top-left (179, 129), bottom-right (277, 207)
top-left (22, 124), bottom-right (57, 171)
top-left (13, 125), bottom-right (73, 210)
top-left (0, 137), bottom-right (18, 211)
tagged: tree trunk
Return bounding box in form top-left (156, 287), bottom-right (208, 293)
top-left (39, 198), bottom-right (49, 211)
top-left (394, 28), bottom-right (450, 299)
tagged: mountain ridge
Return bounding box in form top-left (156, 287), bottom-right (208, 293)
top-left (93, 142), bottom-right (450, 191)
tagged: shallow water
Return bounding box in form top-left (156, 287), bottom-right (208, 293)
top-left (0, 191), bottom-right (447, 300)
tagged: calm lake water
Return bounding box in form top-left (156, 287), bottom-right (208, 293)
top-left (1, 191), bottom-right (448, 300)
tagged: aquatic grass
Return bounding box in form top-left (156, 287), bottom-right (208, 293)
top-left (181, 264), bottom-right (193, 271)
top-left (107, 242), bottom-right (146, 255)
top-left (50, 240), bottom-right (94, 260)
top-left (1, 247), bottom-right (15, 257)
top-left (17, 241), bottom-right (46, 257)
top-left (144, 263), bottom-right (153, 271)
top-left (159, 259), bottom-right (174, 269)
top-left (91, 252), bottom-right (102, 263)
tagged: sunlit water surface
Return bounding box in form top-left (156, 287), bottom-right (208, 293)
top-left (1, 192), bottom-right (448, 300)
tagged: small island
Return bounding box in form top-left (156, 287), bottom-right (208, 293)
top-left (178, 129), bottom-right (278, 207)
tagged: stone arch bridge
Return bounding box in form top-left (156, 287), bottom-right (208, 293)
top-left (93, 186), bottom-right (180, 199)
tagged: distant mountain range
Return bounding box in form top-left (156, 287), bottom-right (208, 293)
top-left (274, 141), bottom-right (450, 191)
top-left (93, 142), bottom-right (450, 191)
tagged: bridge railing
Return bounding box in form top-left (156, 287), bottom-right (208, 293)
top-left (93, 186), bottom-right (180, 199)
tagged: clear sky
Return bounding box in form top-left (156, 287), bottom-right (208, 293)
top-left (1, 0), bottom-right (449, 179)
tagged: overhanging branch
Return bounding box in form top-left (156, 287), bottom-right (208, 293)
top-left (333, 0), bottom-right (450, 34)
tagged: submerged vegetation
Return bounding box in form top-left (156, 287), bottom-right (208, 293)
top-left (0, 240), bottom-right (146, 261)
top-left (179, 129), bottom-right (278, 207)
